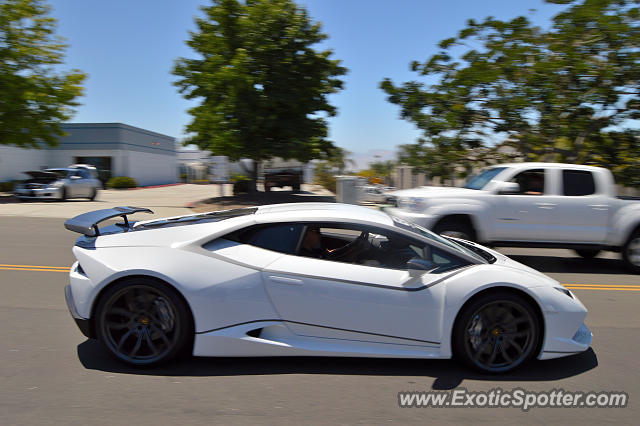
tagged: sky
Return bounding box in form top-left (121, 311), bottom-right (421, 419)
top-left (46, 0), bottom-right (567, 168)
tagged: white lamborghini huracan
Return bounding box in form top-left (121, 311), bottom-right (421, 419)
top-left (64, 203), bottom-right (592, 373)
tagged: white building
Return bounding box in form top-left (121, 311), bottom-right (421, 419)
top-left (0, 123), bottom-right (177, 186)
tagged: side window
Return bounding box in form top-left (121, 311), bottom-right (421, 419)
top-left (297, 223), bottom-right (469, 273)
top-left (563, 170), bottom-right (595, 196)
top-left (429, 246), bottom-right (469, 273)
top-left (229, 224), bottom-right (304, 255)
top-left (508, 169), bottom-right (545, 195)
top-left (78, 169), bottom-right (91, 179)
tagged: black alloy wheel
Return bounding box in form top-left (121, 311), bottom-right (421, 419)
top-left (95, 278), bottom-right (191, 366)
top-left (454, 292), bottom-right (540, 373)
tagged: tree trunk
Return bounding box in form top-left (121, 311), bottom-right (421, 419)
top-left (248, 160), bottom-right (258, 193)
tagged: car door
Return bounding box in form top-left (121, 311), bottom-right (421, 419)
top-left (65, 170), bottom-right (83, 198)
top-left (491, 168), bottom-right (558, 241)
top-left (260, 225), bottom-right (460, 345)
top-left (544, 169), bottom-right (610, 243)
top-left (77, 169), bottom-right (93, 196)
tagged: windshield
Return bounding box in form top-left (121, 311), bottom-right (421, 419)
top-left (391, 216), bottom-right (485, 263)
top-left (463, 167), bottom-right (506, 190)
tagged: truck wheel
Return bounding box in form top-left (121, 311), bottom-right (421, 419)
top-left (433, 218), bottom-right (476, 242)
top-left (622, 230), bottom-right (640, 273)
top-left (574, 249), bottom-right (600, 259)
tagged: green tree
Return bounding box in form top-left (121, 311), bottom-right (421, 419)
top-left (323, 146), bottom-right (355, 174)
top-left (369, 159), bottom-right (395, 179)
top-left (0, 0), bottom-right (86, 148)
top-left (173, 0), bottom-right (346, 190)
top-left (381, 0), bottom-right (639, 183)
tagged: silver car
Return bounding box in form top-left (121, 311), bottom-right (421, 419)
top-left (14, 165), bottom-right (102, 201)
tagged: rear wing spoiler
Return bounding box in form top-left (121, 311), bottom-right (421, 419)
top-left (64, 206), bottom-right (153, 237)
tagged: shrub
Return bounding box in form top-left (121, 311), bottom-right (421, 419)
top-left (231, 174), bottom-right (250, 194)
top-left (106, 176), bottom-right (138, 189)
top-left (0, 181), bottom-right (15, 192)
top-left (314, 163), bottom-right (336, 193)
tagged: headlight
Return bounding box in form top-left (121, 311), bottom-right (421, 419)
top-left (554, 287), bottom-right (574, 299)
top-left (398, 197), bottom-right (427, 212)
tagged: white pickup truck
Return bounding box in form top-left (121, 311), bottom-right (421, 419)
top-left (386, 162), bottom-right (640, 272)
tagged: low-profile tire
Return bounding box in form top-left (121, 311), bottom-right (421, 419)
top-left (433, 217), bottom-right (476, 241)
top-left (622, 230), bottom-right (640, 274)
top-left (574, 249), bottom-right (600, 259)
top-left (95, 277), bottom-right (192, 366)
top-left (89, 188), bottom-right (97, 201)
top-left (453, 292), bottom-right (541, 373)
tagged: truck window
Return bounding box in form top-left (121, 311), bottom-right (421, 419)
top-left (509, 169), bottom-right (545, 195)
top-left (563, 170), bottom-right (595, 196)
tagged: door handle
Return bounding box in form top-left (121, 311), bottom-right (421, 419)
top-left (535, 203), bottom-right (556, 209)
top-left (267, 276), bottom-right (303, 286)
top-left (588, 204), bottom-right (609, 211)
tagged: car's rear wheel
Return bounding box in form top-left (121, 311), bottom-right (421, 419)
top-left (95, 278), bottom-right (192, 366)
top-left (574, 249), bottom-right (600, 259)
top-left (622, 230), bottom-right (640, 274)
top-left (453, 292), bottom-right (541, 373)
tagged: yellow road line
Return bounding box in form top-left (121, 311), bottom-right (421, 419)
top-left (0, 264), bottom-right (70, 270)
top-left (566, 285), bottom-right (640, 288)
top-left (0, 264), bottom-right (639, 291)
top-left (566, 286), bottom-right (640, 291)
top-left (0, 266), bottom-right (69, 273)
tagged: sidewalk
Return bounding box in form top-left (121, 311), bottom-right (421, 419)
top-left (0, 184), bottom-right (234, 219)
top-left (0, 183), bottom-right (335, 219)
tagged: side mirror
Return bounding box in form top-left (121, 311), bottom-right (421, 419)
top-left (497, 181), bottom-right (520, 195)
top-left (406, 258), bottom-right (437, 277)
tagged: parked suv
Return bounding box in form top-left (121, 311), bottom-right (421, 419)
top-left (387, 163), bottom-right (640, 272)
top-left (14, 164), bottom-right (102, 201)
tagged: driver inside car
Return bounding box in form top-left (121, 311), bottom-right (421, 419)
top-left (299, 227), bottom-right (327, 259)
top-left (299, 226), bottom-right (379, 265)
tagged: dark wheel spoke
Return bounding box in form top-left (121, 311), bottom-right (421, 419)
top-left (504, 336), bottom-right (525, 356)
top-left (142, 327), bottom-right (158, 356)
top-left (502, 331), bottom-right (528, 339)
top-left (116, 328), bottom-right (135, 351)
top-left (107, 307), bottom-right (134, 319)
top-left (129, 332), bottom-right (143, 357)
top-left (105, 320), bottom-right (130, 330)
top-left (486, 339), bottom-right (500, 365)
top-left (502, 316), bottom-right (529, 329)
top-left (500, 341), bottom-right (513, 364)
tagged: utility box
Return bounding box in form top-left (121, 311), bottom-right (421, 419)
top-left (336, 176), bottom-right (358, 204)
top-left (209, 156), bottom-right (229, 183)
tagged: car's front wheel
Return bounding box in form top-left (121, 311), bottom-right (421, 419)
top-left (433, 217), bottom-right (476, 241)
top-left (95, 278), bottom-right (192, 366)
top-left (453, 292), bottom-right (541, 373)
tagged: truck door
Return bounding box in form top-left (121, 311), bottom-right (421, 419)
top-left (491, 168), bottom-right (558, 241)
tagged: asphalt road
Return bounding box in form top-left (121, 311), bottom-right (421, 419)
top-left (0, 217), bottom-right (638, 425)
